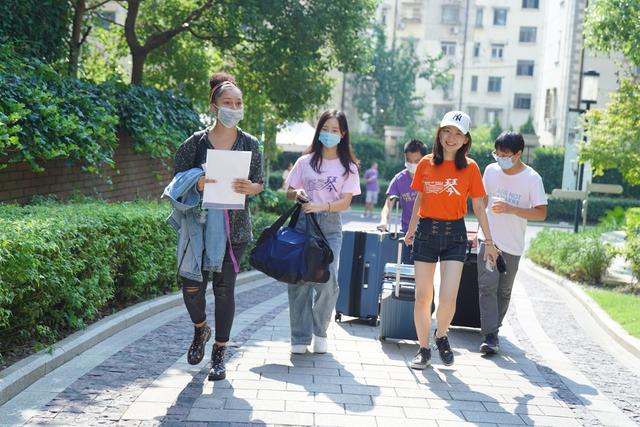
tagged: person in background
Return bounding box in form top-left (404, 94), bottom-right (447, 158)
top-left (404, 111), bottom-right (498, 369)
top-left (377, 139), bottom-right (428, 263)
top-left (362, 161), bottom-right (379, 218)
top-left (285, 109), bottom-right (361, 354)
top-left (281, 162), bottom-right (293, 190)
top-left (477, 131), bottom-right (547, 354)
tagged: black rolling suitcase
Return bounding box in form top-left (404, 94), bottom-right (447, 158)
top-left (450, 231), bottom-right (481, 328)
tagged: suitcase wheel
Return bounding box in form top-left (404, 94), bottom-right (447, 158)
top-left (335, 313), bottom-right (342, 322)
top-left (368, 316), bottom-right (379, 327)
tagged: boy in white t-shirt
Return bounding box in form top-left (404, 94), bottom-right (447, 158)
top-left (477, 131), bottom-right (547, 354)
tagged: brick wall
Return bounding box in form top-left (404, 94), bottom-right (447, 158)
top-left (0, 132), bottom-right (173, 204)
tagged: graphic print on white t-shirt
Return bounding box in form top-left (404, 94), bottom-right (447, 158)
top-left (423, 178), bottom-right (461, 196)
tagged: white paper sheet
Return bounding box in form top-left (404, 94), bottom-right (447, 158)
top-left (202, 149), bottom-right (252, 209)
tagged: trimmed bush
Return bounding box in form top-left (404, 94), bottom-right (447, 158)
top-left (625, 208), bottom-right (640, 282)
top-left (527, 228), bottom-right (615, 284)
top-left (0, 200), bottom-right (276, 363)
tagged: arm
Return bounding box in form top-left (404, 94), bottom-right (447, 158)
top-left (493, 201), bottom-right (547, 221)
top-left (302, 194), bottom-right (353, 214)
top-left (472, 197), bottom-right (498, 262)
top-left (404, 192), bottom-right (422, 246)
top-left (377, 196), bottom-right (394, 231)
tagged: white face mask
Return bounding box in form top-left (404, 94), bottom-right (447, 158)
top-left (216, 106), bottom-right (244, 128)
top-left (405, 162), bottom-right (418, 174)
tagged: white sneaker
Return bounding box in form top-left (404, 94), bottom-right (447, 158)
top-left (312, 335), bottom-right (328, 354)
top-left (290, 344), bottom-right (308, 354)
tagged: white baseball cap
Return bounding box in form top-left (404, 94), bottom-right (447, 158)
top-left (440, 111), bottom-right (471, 134)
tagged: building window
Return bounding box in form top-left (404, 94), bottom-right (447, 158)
top-left (516, 60), bottom-right (535, 76)
top-left (493, 8), bottom-right (508, 26)
top-left (519, 27), bottom-right (537, 43)
top-left (441, 42), bottom-right (456, 57)
top-left (522, 0), bottom-right (539, 8)
top-left (467, 107), bottom-right (478, 124)
top-left (381, 7), bottom-right (388, 25)
top-left (402, 4), bottom-right (422, 23)
top-left (443, 79), bottom-right (455, 100)
top-left (514, 94), bottom-right (532, 109)
top-left (435, 105), bottom-right (455, 119)
top-left (488, 77), bottom-right (502, 93)
top-left (471, 76), bottom-right (478, 92)
top-left (473, 42), bottom-right (480, 58)
top-left (491, 44), bottom-right (504, 60)
top-left (475, 7), bottom-right (483, 27)
top-left (441, 5), bottom-right (460, 24)
top-left (486, 109), bottom-right (503, 124)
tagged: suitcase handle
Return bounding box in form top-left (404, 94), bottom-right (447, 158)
top-left (395, 237), bottom-right (404, 299)
top-left (362, 261), bottom-right (370, 289)
top-left (389, 195), bottom-right (400, 240)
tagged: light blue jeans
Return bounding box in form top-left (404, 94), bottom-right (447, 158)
top-left (288, 212), bottom-right (342, 345)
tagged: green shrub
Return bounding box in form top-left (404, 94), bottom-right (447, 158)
top-left (530, 146), bottom-right (564, 193)
top-left (625, 208), bottom-right (640, 282)
top-left (252, 188), bottom-right (294, 216)
top-left (527, 229), bottom-right (615, 284)
top-left (0, 200), bottom-right (277, 362)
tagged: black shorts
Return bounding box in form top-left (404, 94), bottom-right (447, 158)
top-left (412, 218), bottom-right (467, 263)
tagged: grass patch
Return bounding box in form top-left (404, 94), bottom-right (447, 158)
top-left (586, 288), bottom-right (640, 338)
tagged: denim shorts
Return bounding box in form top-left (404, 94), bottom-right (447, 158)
top-left (412, 218), bottom-right (468, 263)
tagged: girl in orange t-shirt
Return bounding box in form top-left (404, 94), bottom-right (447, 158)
top-left (404, 111), bottom-right (498, 369)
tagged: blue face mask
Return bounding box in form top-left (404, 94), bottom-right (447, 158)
top-left (318, 131), bottom-right (341, 148)
top-left (496, 156), bottom-right (514, 170)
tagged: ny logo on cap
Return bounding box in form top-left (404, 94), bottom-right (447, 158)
top-left (452, 113), bottom-right (463, 121)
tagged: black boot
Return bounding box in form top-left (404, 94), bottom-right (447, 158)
top-left (187, 324), bottom-right (211, 365)
top-left (208, 343), bottom-right (226, 381)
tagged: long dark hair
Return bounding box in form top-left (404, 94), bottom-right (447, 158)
top-left (431, 127), bottom-right (473, 170)
top-left (304, 110), bottom-right (359, 176)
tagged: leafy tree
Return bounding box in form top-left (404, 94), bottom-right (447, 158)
top-left (353, 28), bottom-right (451, 137)
top-left (519, 116), bottom-right (535, 135)
top-left (582, 0), bottom-right (640, 185)
top-left (0, 0), bottom-right (72, 64)
top-left (490, 119), bottom-right (503, 141)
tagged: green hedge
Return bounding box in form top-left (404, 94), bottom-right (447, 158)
top-left (0, 45), bottom-right (201, 174)
top-left (626, 208), bottom-right (640, 282)
top-left (0, 200), bottom-right (279, 362)
top-left (527, 228), bottom-right (615, 284)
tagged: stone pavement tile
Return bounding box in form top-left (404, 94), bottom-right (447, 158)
top-left (341, 384), bottom-right (396, 396)
top-left (187, 407), bottom-right (313, 425)
top-left (224, 397), bottom-right (284, 411)
top-left (403, 407), bottom-right (465, 421)
top-left (371, 396), bottom-right (429, 408)
top-left (135, 386), bottom-right (185, 403)
top-left (482, 402), bottom-right (544, 415)
top-left (517, 396), bottom-right (568, 408)
top-left (364, 378), bottom-right (422, 389)
top-left (316, 392), bottom-right (372, 405)
top-left (448, 391), bottom-right (513, 404)
top-left (340, 368), bottom-right (391, 379)
top-left (519, 414), bottom-right (583, 426)
top-left (313, 374), bottom-right (370, 385)
top-left (436, 421), bottom-right (498, 427)
top-left (285, 382), bottom-right (342, 393)
top-left (426, 399), bottom-right (488, 412)
top-left (376, 417), bottom-right (438, 427)
top-left (288, 367), bottom-right (340, 376)
top-left (285, 400), bottom-right (345, 414)
top-left (230, 380), bottom-right (287, 391)
top-left (256, 389), bottom-right (311, 401)
top-left (314, 413), bottom-right (376, 426)
top-left (121, 401), bottom-right (169, 420)
top-left (190, 396), bottom-right (226, 409)
top-left (344, 403), bottom-right (404, 417)
top-left (200, 388), bottom-right (257, 399)
top-left (462, 410), bottom-right (526, 425)
top-left (394, 386), bottom-right (452, 400)
top-left (591, 410), bottom-right (639, 427)
top-left (535, 405), bottom-right (577, 417)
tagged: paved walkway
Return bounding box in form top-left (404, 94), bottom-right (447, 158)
top-left (1, 219), bottom-right (639, 426)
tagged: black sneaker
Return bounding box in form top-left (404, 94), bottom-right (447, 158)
top-left (479, 333), bottom-right (500, 355)
top-left (410, 347), bottom-right (432, 369)
top-left (187, 324), bottom-right (211, 365)
top-left (208, 343), bottom-right (227, 381)
top-left (434, 331), bottom-right (454, 366)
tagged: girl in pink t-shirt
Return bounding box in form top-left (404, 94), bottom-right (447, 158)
top-left (285, 109), bottom-right (361, 354)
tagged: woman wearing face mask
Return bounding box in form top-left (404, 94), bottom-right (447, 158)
top-left (172, 72), bottom-right (263, 380)
top-left (285, 110), bottom-right (361, 354)
top-left (404, 111), bottom-right (498, 369)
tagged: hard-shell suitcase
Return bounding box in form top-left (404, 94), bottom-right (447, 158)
top-left (379, 238), bottom-right (418, 341)
top-left (335, 230), bottom-right (400, 325)
top-left (450, 231), bottom-right (480, 328)
top-left (335, 196), bottom-right (402, 325)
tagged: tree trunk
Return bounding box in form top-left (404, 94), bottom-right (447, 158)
top-left (130, 49), bottom-right (147, 85)
top-left (69, 0), bottom-right (86, 78)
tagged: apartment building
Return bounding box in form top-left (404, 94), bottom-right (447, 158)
top-left (372, 0), bottom-right (546, 130)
